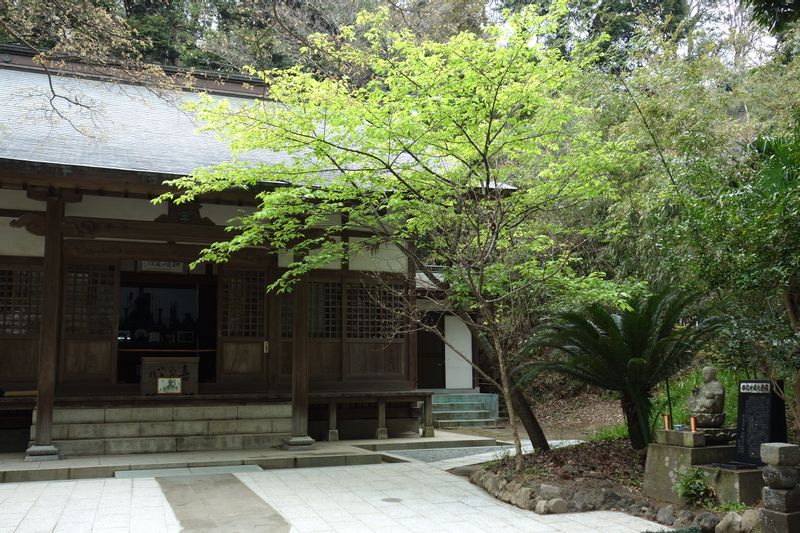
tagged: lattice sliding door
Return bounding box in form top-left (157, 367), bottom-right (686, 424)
top-left (218, 268), bottom-right (268, 384)
top-left (307, 281), bottom-right (343, 382)
top-left (0, 265), bottom-right (43, 388)
top-left (344, 282), bottom-right (408, 381)
top-left (60, 263), bottom-right (118, 384)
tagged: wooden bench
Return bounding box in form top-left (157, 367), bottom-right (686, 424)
top-left (310, 391), bottom-right (435, 441)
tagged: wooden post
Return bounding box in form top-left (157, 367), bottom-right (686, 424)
top-left (25, 197), bottom-right (63, 461)
top-left (423, 395), bottom-right (435, 437)
top-left (284, 279), bottom-right (314, 449)
top-left (375, 398), bottom-right (388, 439)
top-left (327, 400), bottom-right (338, 441)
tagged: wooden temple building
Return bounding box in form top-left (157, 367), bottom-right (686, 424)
top-left (0, 47), bottom-right (481, 461)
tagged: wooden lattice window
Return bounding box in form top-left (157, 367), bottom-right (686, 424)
top-left (345, 283), bottom-right (405, 339)
top-left (0, 269), bottom-right (43, 336)
top-left (280, 292), bottom-right (293, 338)
top-left (64, 265), bottom-right (116, 335)
top-left (222, 270), bottom-right (264, 337)
top-left (309, 282), bottom-right (342, 338)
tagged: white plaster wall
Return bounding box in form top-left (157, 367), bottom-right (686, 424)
top-left (65, 196), bottom-right (166, 220)
top-left (199, 204), bottom-right (255, 226)
top-left (348, 238), bottom-right (407, 273)
top-left (312, 214), bottom-right (341, 228)
top-left (0, 218), bottom-right (44, 256)
top-left (278, 252), bottom-right (293, 268)
top-left (0, 189), bottom-right (45, 210)
top-left (309, 236), bottom-right (341, 270)
top-left (444, 315), bottom-right (473, 389)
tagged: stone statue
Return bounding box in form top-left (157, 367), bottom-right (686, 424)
top-left (688, 366), bottom-right (726, 428)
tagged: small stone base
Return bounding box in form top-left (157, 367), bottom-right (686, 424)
top-left (655, 429), bottom-right (705, 447)
top-left (699, 465), bottom-right (763, 506)
top-left (422, 426), bottom-right (435, 438)
top-left (760, 508), bottom-right (800, 533)
top-left (282, 435), bottom-right (315, 450)
top-left (374, 428), bottom-right (388, 439)
top-left (24, 445), bottom-right (60, 462)
top-left (327, 429), bottom-right (339, 442)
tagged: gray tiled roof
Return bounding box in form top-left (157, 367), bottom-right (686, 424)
top-left (0, 67), bottom-right (287, 176)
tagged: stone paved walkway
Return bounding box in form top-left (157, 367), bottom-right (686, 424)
top-left (0, 462), bottom-right (671, 532)
top-left (239, 462), bottom-right (670, 533)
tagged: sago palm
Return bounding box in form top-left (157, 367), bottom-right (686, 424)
top-left (520, 289), bottom-right (720, 450)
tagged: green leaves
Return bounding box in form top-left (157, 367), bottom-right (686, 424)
top-left (158, 4), bottom-right (627, 311)
top-left (521, 288), bottom-right (720, 448)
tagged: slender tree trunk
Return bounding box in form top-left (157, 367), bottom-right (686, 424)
top-left (495, 343), bottom-right (523, 471)
top-left (621, 392), bottom-right (647, 451)
top-left (511, 387), bottom-right (550, 451)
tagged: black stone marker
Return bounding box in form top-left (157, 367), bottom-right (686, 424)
top-left (735, 380), bottom-right (787, 465)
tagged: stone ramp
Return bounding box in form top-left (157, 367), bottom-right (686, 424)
top-left (30, 403), bottom-right (293, 457)
top-left (157, 473), bottom-right (291, 532)
top-left (0, 442), bottom-right (384, 483)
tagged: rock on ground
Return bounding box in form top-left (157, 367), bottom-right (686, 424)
top-left (714, 511), bottom-right (742, 533)
top-left (693, 511), bottom-right (721, 533)
top-left (548, 498), bottom-right (568, 514)
top-left (656, 504), bottom-right (674, 526)
top-left (740, 509), bottom-right (759, 532)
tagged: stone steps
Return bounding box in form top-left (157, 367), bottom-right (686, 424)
top-left (430, 393), bottom-right (498, 429)
top-left (53, 432), bottom-right (292, 456)
top-left (431, 402), bottom-right (485, 412)
top-left (431, 410), bottom-right (490, 421)
top-left (37, 417), bottom-right (292, 441)
top-left (435, 419), bottom-right (498, 428)
top-left (31, 403), bottom-right (293, 457)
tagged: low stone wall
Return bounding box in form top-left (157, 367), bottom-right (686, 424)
top-left (468, 467), bottom-right (759, 533)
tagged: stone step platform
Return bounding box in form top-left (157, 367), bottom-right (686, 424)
top-left (36, 417), bottom-right (292, 441)
top-left (53, 432), bottom-right (292, 457)
top-left (34, 403), bottom-right (291, 424)
top-left (431, 402), bottom-right (485, 412)
top-left (31, 403), bottom-right (293, 457)
top-left (1, 444), bottom-right (384, 483)
top-left (430, 410), bottom-right (491, 421)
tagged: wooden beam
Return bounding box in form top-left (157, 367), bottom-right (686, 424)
top-left (12, 213), bottom-right (234, 244)
top-left (25, 197), bottom-right (63, 461)
top-left (284, 280), bottom-right (314, 449)
top-left (0, 159), bottom-right (261, 204)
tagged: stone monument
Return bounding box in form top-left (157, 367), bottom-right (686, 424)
top-left (737, 380), bottom-right (787, 465)
top-left (688, 366), bottom-right (725, 428)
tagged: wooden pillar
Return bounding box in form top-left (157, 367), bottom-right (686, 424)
top-left (327, 400), bottom-right (338, 441)
top-left (25, 197), bottom-right (63, 461)
top-left (423, 395), bottom-right (435, 437)
top-left (284, 279), bottom-right (315, 449)
top-left (375, 399), bottom-right (388, 439)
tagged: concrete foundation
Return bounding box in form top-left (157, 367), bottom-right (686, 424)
top-left (644, 442), bottom-right (736, 504)
top-left (698, 465), bottom-right (764, 506)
